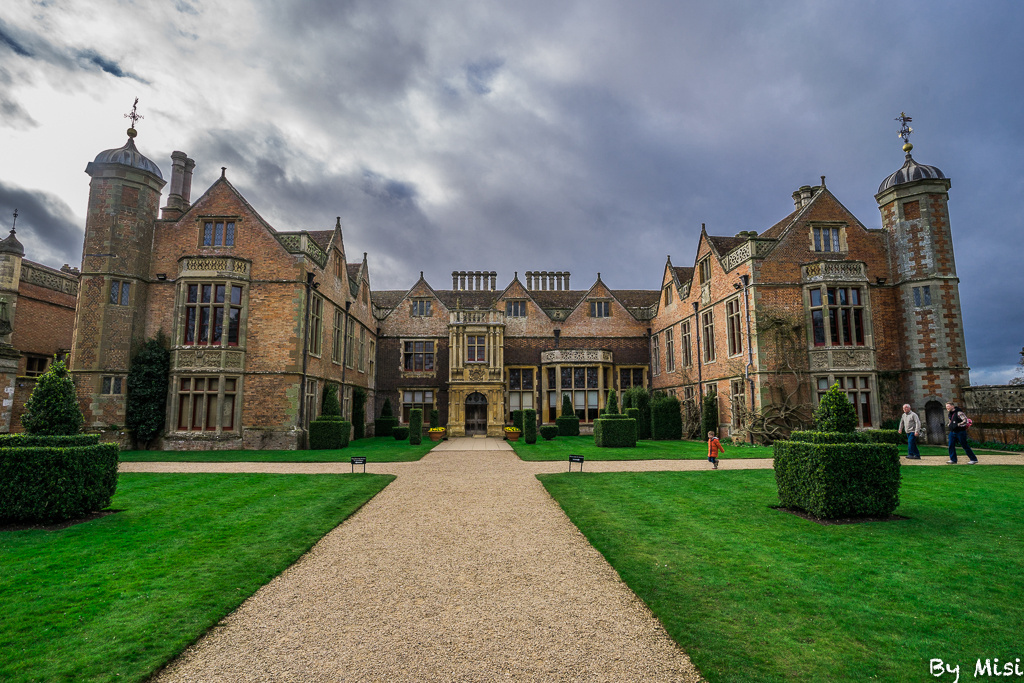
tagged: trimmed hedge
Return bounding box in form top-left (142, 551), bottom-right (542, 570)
top-left (623, 388), bottom-right (651, 440)
top-left (408, 409), bottom-right (423, 445)
top-left (594, 417), bottom-right (637, 447)
top-left (374, 417), bottom-right (398, 438)
top-left (651, 395), bottom-right (683, 440)
top-left (863, 429), bottom-right (903, 445)
top-left (392, 427), bottom-right (410, 440)
top-left (625, 408), bottom-right (640, 423)
top-left (308, 417), bottom-right (351, 449)
top-left (556, 415), bottom-right (580, 437)
top-left (773, 441), bottom-right (901, 519)
top-left (429, 409), bottom-right (440, 429)
top-left (352, 387), bottom-right (367, 440)
top-left (511, 410), bottom-right (524, 432)
top-left (0, 434), bottom-right (100, 448)
top-left (790, 431), bottom-right (869, 444)
top-left (539, 426), bottom-right (559, 440)
top-left (0, 444), bottom-right (120, 523)
top-left (524, 409), bottom-right (537, 444)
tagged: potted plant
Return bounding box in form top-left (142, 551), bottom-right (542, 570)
top-left (504, 426), bottom-right (522, 442)
top-left (428, 426), bottom-right (446, 442)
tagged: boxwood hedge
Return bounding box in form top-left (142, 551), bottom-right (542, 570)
top-left (0, 443), bottom-right (119, 523)
top-left (392, 427), bottom-right (410, 440)
top-left (308, 417), bottom-right (351, 449)
top-left (0, 434), bottom-right (100, 448)
top-left (594, 417), bottom-right (637, 448)
top-left (773, 440), bottom-right (901, 519)
top-left (539, 425), bottom-right (559, 440)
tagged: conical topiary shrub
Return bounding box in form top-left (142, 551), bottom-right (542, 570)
top-left (21, 358), bottom-right (82, 435)
top-left (375, 397), bottom-right (398, 438)
top-left (321, 383), bottom-right (341, 416)
top-left (813, 382), bottom-right (858, 433)
top-left (556, 393), bottom-right (580, 436)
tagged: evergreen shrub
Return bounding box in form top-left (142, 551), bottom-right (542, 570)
top-left (813, 382), bottom-right (858, 433)
top-left (594, 417), bottom-right (637, 447)
top-left (605, 389), bottom-right (620, 415)
top-left (0, 434), bottom-right (99, 447)
top-left (523, 409), bottom-right (537, 444)
top-left (862, 429), bottom-right (903, 445)
top-left (790, 431), bottom-right (868, 444)
top-left (125, 336), bottom-right (170, 447)
top-left (539, 426), bottom-right (558, 440)
top-left (321, 383), bottom-right (341, 416)
top-left (408, 408), bottom-right (423, 445)
top-left (308, 417), bottom-right (351, 449)
top-left (375, 398), bottom-right (398, 438)
top-left (556, 394), bottom-right (580, 436)
top-left (392, 427), bottom-right (410, 440)
top-left (352, 387), bottom-right (367, 440)
top-left (625, 408), bottom-right (640, 423)
top-left (773, 441), bottom-right (901, 518)
top-left (429, 409), bottom-right (440, 429)
top-left (623, 388), bottom-right (651, 439)
top-left (0, 443), bottom-right (119, 523)
top-left (700, 389), bottom-right (719, 440)
top-left (511, 410), bottom-right (524, 432)
top-left (21, 359), bottom-right (82, 436)
top-left (651, 395), bottom-right (683, 440)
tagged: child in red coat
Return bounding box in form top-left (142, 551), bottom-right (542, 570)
top-left (707, 431), bottom-right (725, 469)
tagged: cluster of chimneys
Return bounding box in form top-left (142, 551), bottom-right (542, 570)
top-left (161, 151), bottom-right (196, 219)
top-left (452, 271), bottom-right (497, 291)
top-left (792, 177), bottom-right (826, 210)
top-left (525, 271), bottom-right (570, 291)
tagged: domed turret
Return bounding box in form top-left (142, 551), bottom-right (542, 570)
top-left (91, 135), bottom-right (164, 180)
top-left (877, 152), bottom-right (945, 194)
top-left (0, 229), bottom-right (24, 257)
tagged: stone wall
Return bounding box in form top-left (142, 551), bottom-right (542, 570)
top-left (961, 385), bottom-right (1024, 445)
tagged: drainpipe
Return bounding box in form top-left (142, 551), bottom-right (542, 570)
top-left (299, 272), bottom-right (318, 431)
top-left (692, 301), bottom-right (703, 398)
top-left (741, 274), bottom-right (755, 443)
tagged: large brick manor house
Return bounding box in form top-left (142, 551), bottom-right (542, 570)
top-left (1, 120), bottom-right (970, 448)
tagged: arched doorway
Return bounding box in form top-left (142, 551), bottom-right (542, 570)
top-left (925, 400), bottom-right (945, 445)
top-left (465, 392), bottom-right (488, 436)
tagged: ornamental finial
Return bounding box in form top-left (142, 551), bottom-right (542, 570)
top-left (11, 208), bottom-right (18, 234)
top-left (896, 112), bottom-right (914, 153)
top-left (124, 97), bottom-right (143, 138)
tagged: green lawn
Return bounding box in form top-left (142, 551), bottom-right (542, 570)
top-left (512, 435), bottom-right (1002, 461)
top-left (539, 466), bottom-right (1023, 683)
top-left (0, 472), bottom-right (393, 683)
top-left (121, 436), bottom-right (437, 462)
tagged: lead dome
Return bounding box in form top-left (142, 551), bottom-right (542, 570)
top-left (878, 152), bottom-right (945, 194)
top-left (91, 135), bottom-right (164, 180)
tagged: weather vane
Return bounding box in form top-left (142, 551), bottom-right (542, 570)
top-left (11, 208), bottom-right (18, 234)
top-left (124, 97), bottom-right (143, 138)
top-left (896, 112), bottom-right (913, 152)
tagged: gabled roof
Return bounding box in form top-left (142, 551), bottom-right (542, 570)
top-left (528, 290), bottom-right (586, 310)
top-left (673, 266), bottom-right (694, 284)
top-left (706, 235), bottom-right (746, 256)
top-left (612, 290), bottom-right (659, 309)
top-left (759, 208), bottom-right (800, 239)
top-left (307, 230), bottom-right (334, 251)
top-left (371, 290), bottom-right (407, 310)
top-left (435, 290), bottom-right (502, 310)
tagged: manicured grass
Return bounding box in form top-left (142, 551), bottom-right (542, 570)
top-left (0, 472), bottom-right (393, 683)
top-left (121, 436), bottom-right (437, 462)
top-left (539, 466), bottom-right (1024, 683)
top-left (512, 435), bottom-right (775, 460)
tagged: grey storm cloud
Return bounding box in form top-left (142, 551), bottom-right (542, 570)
top-left (0, 182), bottom-right (82, 268)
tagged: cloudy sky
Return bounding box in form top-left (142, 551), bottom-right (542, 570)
top-left (1, 0), bottom-right (1021, 383)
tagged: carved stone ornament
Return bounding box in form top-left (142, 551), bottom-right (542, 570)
top-left (469, 366), bottom-right (485, 381)
top-left (541, 349), bottom-right (613, 364)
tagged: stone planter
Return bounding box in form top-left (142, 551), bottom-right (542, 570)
top-left (505, 431), bottom-right (521, 442)
top-left (428, 430), bottom-right (445, 442)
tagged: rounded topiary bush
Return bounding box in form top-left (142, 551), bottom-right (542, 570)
top-left (21, 359), bottom-right (82, 435)
top-left (393, 426), bottom-right (410, 440)
top-left (539, 425), bottom-right (558, 440)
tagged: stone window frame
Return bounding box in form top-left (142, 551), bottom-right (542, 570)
top-left (24, 355), bottom-right (49, 378)
top-left (807, 284), bottom-right (866, 348)
top-left (411, 299), bottom-right (432, 317)
top-left (651, 333), bottom-right (661, 376)
top-left (400, 388), bottom-right (436, 424)
top-left (180, 281), bottom-right (246, 347)
top-left (701, 309), bottom-right (716, 363)
top-left (506, 366), bottom-right (536, 419)
top-left (110, 279), bottom-right (132, 307)
top-left (589, 300), bottom-right (611, 318)
top-left (913, 285), bottom-right (933, 308)
top-left (346, 319), bottom-right (356, 369)
top-left (809, 222), bottom-right (848, 254)
top-left (332, 308), bottom-right (344, 365)
top-left (358, 326), bottom-right (366, 373)
top-left (304, 379), bottom-right (319, 428)
top-left (664, 284), bottom-right (674, 306)
top-left (665, 325), bottom-right (676, 373)
top-left (730, 379), bottom-right (745, 430)
top-left (726, 297), bottom-right (743, 357)
top-left (466, 334), bottom-right (486, 363)
top-left (506, 300), bottom-right (527, 318)
top-left (618, 366), bottom-right (647, 391)
top-left (402, 338), bottom-right (436, 373)
top-left (100, 375), bottom-right (124, 395)
top-left (698, 257), bottom-right (712, 285)
top-left (680, 320), bottom-right (693, 368)
top-left (308, 294), bottom-right (324, 357)
top-left (174, 374), bottom-right (241, 433)
top-left (199, 218), bottom-right (237, 248)
top-left (815, 374), bottom-right (875, 428)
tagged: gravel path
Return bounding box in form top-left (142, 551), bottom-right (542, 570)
top-left (150, 439), bottom-right (705, 682)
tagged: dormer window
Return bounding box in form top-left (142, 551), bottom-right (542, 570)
top-left (590, 301), bottom-right (610, 318)
top-left (664, 284), bottom-right (673, 305)
top-left (506, 300), bottom-right (527, 317)
top-left (411, 300), bottom-right (431, 317)
top-left (698, 257), bottom-right (711, 285)
top-left (202, 220), bottom-right (235, 247)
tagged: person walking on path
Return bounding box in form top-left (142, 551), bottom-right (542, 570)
top-left (946, 401), bottom-right (978, 464)
top-left (708, 431), bottom-right (725, 469)
top-left (898, 404), bottom-right (922, 459)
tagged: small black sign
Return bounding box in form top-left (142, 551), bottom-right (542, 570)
top-left (569, 454), bottom-right (584, 472)
top-left (351, 456), bottom-right (367, 473)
